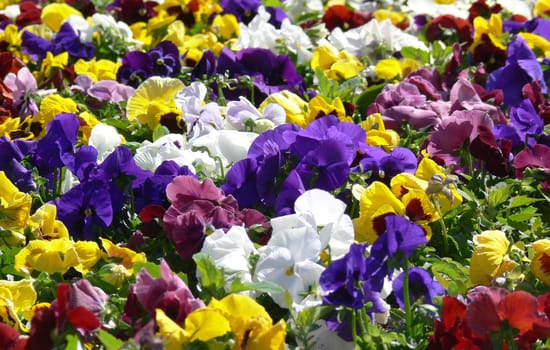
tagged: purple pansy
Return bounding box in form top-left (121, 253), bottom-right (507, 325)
top-left (493, 98), bottom-right (544, 148)
top-left (320, 243), bottom-right (386, 311)
top-left (117, 41), bottom-right (182, 87)
top-left (486, 35), bottom-right (547, 107)
top-left (353, 146), bottom-right (417, 184)
top-left (392, 267), bottom-right (444, 309)
top-left (193, 48), bottom-right (304, 105)
top-left (0, 136), bottom-right (36, 192)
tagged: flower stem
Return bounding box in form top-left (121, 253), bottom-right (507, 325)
top-left (403, 259), bottom-right (413, 339)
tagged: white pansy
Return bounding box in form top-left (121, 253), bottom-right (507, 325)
top-left (404, 0), bottom-right (470, 19)
top-left (497, 0), bottom-right (535, 19)
top-left (327, 20), bottom-right (428, 58)
top-left (88, 123), bottom-right (123, 162)
top-left (0, 5), bottom-right (20, 19)
top-left (175, 82), bottom-right (224, 141)
top-left (90, 13), bottom-right (141, 50)
top-left (283, 0), bottom-right (324, 23)
top-left (66, 15), bottom-right (93, 43)
top-left (224, 96), bottom-right (285, 131)
top-left (133, 133), bottom-right (215, 174)
top-left (254, 212), bottom-right (324, 308)
top-left (234, 6), bottom-right (279, 50)
top-left (189, 129), bottom-right (258, 175)
top-left (294, 189), bottom-right (354, 260)
top-left (279, 19), bottom-right (313, 64)
top-left (200, 226), bottom-right (258, 286)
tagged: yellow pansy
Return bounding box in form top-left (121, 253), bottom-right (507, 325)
top-left (28, 203), bottom-right (69, 240)
top-left (40, 51), bottom-right (68, 77)
top-left (401, 189), bottom-right (439, 240)
top-left (535, 0), bottom-right (550, 17)
top-left (184, 32), bottom-right (224, 58)
top-left (353, 181), bottom-right (405, 243)
top-left (74, 241), bottom-right (102, 274)
top-left (212, 14), bottom-right (240, 39)
top-left (306, 95), bottom-right (352, 126)
top-left (259, 90), bottom-right (308, 126)
top-left (0, 279), bottom-right (37, 330)
top-left (361, 113), bottom-right (400, 150)
top-left (435, 0), bottom-right (455, 3)
top-left (519, 32), bottom-right (550, 57)
top-left (100, 238), bottom-right (147, 274)
top-left (416, 157), bottom-right (462, 212)
top-left (0, 171), bottom-right (31, 234)
top-left (209, 294), bottom-right (286, 350)
top-left (14, 238), bottom-right (80, 274)
top-left (374, 57), bottom-right (420, 81)
top-left (156, 308), bottom-right (231, 349)
top-left (0, 24), bottom-right (21, 47)
top-left (130, 22), bottom-right (153, 49)
top-left (33, 94), bottom-right (78, 131)
top-left (41, 3), bottom-right (83, 32)
top-left (373, 8), bottom-right (409, 29)
top-left (0, 117), bottom-right (21, 140)
top-left (472, 14), bottom-right (506, 52)
top-left (531, 239), bottom-right (550, 286)
top-left (311, 44), bottom-right (364, 80)
top-left (126, 76), bottom-right (184, 130)
top-left (161, 20), bottom-right (186, 53)
top-left (147, 9), bottom-right (178, 39)
top-left (74, 58), bottom-right (121, 83)
top-left (470, 230), bottom-right (516, 285)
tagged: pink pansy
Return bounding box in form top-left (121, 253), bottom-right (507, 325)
top-left (133, 259), bottom-right (204, 324)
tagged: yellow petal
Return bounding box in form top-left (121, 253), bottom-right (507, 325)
top-left (184, 308), bottom-right (231, 342)
top-left (41, 3), bottom-right (83, 32)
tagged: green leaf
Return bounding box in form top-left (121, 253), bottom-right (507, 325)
top-left (98, 329), bottom-right (124, 350)
top-left (65, 334), bottom-right (81, 350)
top-left (488, 183), bottom-right (512, 208)
top-left (400, 46), bottom-right (430, 64)
top-left (193, 252), bottom-right (225, 290)
top-left (133, 261), bottom-right (161, 278)
top-left (230, 279), bottom-right (285, 294)
top-left (508, 207), bottom-right (539, 222)
top-left (355, 83), bottom-right (385, 112)
top-left (152, 124), bottom-right (170, 141)
top-left (508, 195), bottom-right (543, 209)
top-left (430, 258), bottom-right (471, 295)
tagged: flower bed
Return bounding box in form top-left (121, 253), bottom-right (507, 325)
top-left (1, 0), bottom-right (550, 348)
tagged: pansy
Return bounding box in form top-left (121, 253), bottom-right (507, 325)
top-left (470, 230), bottom-right (516, 286)
top-left (208, 294), bottom-right (287, 349)
top-left (130, 259), bottom-right (204, 324)
top-left (155, 308), bottom-right (231, 349)
top-left (494, 98), bottom-right (544, 148)
top-left (254, 211), bottom-right (325, 308)
top-left (14, 238), bottom-right (80, 275)
top-left (224, 96), bottom-right (285, 132)
top-left (486, 35), bottom-right (546, 107)
top-left (320, 243), bottom-right (386, 310)
top-left (163, 175), bottom-right (267, 260)
top-left (88, 123), bottom-right (124, 162)
top-left (133, 133), bottom-right (215, 175)
top-left (360, 113), bottom-right (400, 150)
top-left (28, 203), bottom-right (69, 240)
top-left (311, 43), bottom-right (364, 81)
top-left (40, 3), bottom-right (83, 32)
top-left (126, 76), bottom-right (184, 131)
top-left (392, 267), bottom-right (444, 309)
top-left (466, 286), bottom-right (550, 346)
top-left (293, 189), bottom-right (354, 260)
top-left (200, 225), bottom-right (258, 286)
top-left (0, 279), bottom-right (37, 330)
top-left (74, 58), bottom-right (121, 83)
top-left (531, 239), bottom-right (550, 286)
top-left (0, 170), bottom-right (31, 236)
